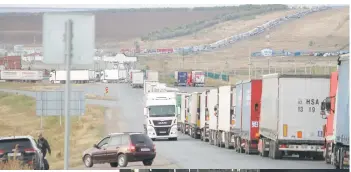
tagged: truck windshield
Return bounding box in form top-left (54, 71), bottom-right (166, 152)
top-left (149, 105), bottom-right (175, 117)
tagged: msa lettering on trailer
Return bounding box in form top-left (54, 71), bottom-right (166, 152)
top-left (252, 121), bottom-right (259, 128)
top-left (297, 98), bottom-right (320, 113)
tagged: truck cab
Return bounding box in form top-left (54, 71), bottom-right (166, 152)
top-left (144, 91), bottom-right (178, 141)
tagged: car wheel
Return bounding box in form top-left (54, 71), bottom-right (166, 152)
top-left (151, 138), bottom-right (156, 141)
top-left (142, 159), bottom-right (153, 166)
top-left (110, 162), bottom-right (118, 167)
top-left (83, 155), bottom-right (93, 168)
top-left (117, 154), bottom-right (128, 167)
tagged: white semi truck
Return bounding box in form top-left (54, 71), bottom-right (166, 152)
top-left (144, 88), bottom-right (178, 141)
top-left (0, 70), bottom-right (43, 83)
top-left (258, 73), bottom-right (329, 159)
top-left (50, 70), bottom-right (92, 84)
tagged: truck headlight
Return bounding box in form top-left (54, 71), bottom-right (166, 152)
top-left (171, 125), bottom-right (177, 132)
top-left (147, 126), bottom-right (155, 132)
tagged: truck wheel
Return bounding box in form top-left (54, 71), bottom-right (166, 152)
top-left (271, 140), bottom-right (282, 159)
top-left (324, 142), bottom-right (332, 164)
top-left (245, 140), bottom-right (250, 154)
top-left (209, 131), bottom-right (214, 145)
top-left (260, 138), bottom-right (269, 157)
top-left (224, 133), bottom-right (229, 149)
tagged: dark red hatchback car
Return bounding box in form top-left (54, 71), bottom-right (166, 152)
top-left (82, 132), bottom-right (156, 168)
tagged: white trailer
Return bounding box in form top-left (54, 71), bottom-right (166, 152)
top-left (188, 92), bottom-right (201, 139)
top-left (118, 69), bottom-right (127, 82)
top-left (129, 69), bottom-right (141, 83)
top-left (146, 70), bottom-right (159, 82)
top-left (49, 70), bottom-right (90, 84)
top-left (191, 71), bottom-right (205, 87)
top-left (132, 72), bottom-right (144, 88)
top-left (177, 93), bottom-right (190, 134)
top-left (199, 90), bottom-right (210, 142)
top-left (0, 70), bottom-right (43, 82)
top-left (208, 88), bottom-right (219, 145)
top-left (259, 73), bottom-right (329, 159)
top-left (216, 85), bottom-right (237, 149)
top-left (101, 69), bottom-right (119, 83)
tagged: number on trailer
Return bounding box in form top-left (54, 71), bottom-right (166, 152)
top-left (252, 121), bottom-right (259, 128)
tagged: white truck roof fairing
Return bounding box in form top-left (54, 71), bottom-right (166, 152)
top-left (145, 92), bottom-right (176, 106)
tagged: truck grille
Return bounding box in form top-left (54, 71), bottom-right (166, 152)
top-left (153, 120), bottom-right (172, 126)
top-left (154, 127), bottom-right (171, 136)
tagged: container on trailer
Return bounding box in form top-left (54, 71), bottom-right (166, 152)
top-left (260, 74), bottom-right (329, 141)
top-left (241, 79), bottom-right (262, 141)
top-left (189, 93), bottom-right (200, 126)
top-left (176, 71), bottom-right (188, 86)
top-left (218, 85), bottom-right (232, 132)
top-left (146, 71), bottom-right (159, 82)
top-left (191, 71), bottom-right (205, 86)
top-left (132, 71), bottom-right (144, 87)
top-left (334, 56), bottom-right (349, 146)
top-left (118, 69), bottom-right (127, 80)
top-left (208, 88), bottom-right (218, 130)
top-left (0, 70), bottom-right (43, 80)
top-left (200, 90), bottom-right (209, 129)
top-left (103, 70), bottom-right (119, 80)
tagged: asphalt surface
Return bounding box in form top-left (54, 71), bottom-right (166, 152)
top-left (0, 83), bottom-right (334, 169)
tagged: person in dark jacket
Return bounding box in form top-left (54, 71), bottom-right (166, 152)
top-left (37, 133), bottom-right (51, 158)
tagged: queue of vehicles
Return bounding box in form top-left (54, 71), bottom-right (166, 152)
top-left (176, 54), bottom-right (349, 169)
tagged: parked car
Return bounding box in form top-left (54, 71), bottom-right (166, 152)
top-left (82, 132), bottom-right (156, 168)
top-left (0, 136), bottom-right (46, 170)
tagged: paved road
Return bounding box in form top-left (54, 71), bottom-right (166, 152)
top-left (0, 84), bottom-right (334, 169)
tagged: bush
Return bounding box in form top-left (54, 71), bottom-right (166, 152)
top-left (0, 159), bottom-right (32, 170)
top-left (141, 4), bottom-right (288, 41)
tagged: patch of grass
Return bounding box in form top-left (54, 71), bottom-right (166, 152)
top-left (0, 82), bottom-right (59, 91)
top-left (0, 159), bottom-right (32, 170)
top-left (0, 91), bottom-right (105, 169)
top-left (85, 94), bottom-right (116, 101)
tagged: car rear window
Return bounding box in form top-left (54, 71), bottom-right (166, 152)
top-left (130, 134), bottom-right (153, 145)
top-left (0, 138), bottom-right (33, 151)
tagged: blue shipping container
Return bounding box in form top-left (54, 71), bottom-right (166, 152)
top-left (177, 72), bottom-right (188, 86)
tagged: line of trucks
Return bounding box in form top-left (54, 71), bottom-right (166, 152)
top-left (0, 69), bottom-right (130, 84)
top-left (176, 54), bottom-right (349, 169)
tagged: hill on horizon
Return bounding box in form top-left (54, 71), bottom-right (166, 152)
top-left (0, 5), bottom-right (289, 45)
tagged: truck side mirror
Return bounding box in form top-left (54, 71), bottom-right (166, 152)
top-left (144, 108), bottom-right (148, 116)
top-left (323, 97), bottom-right (332, 112)
top-left (254, 103), bottom-right (259, 111)
top-left (214, 104), bottom-right (218, 111)
top-left (321, 102), bottom-right (326, 111)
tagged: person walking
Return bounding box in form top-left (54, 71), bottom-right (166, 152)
top-left (37, 133), bottom-right (51, 158)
